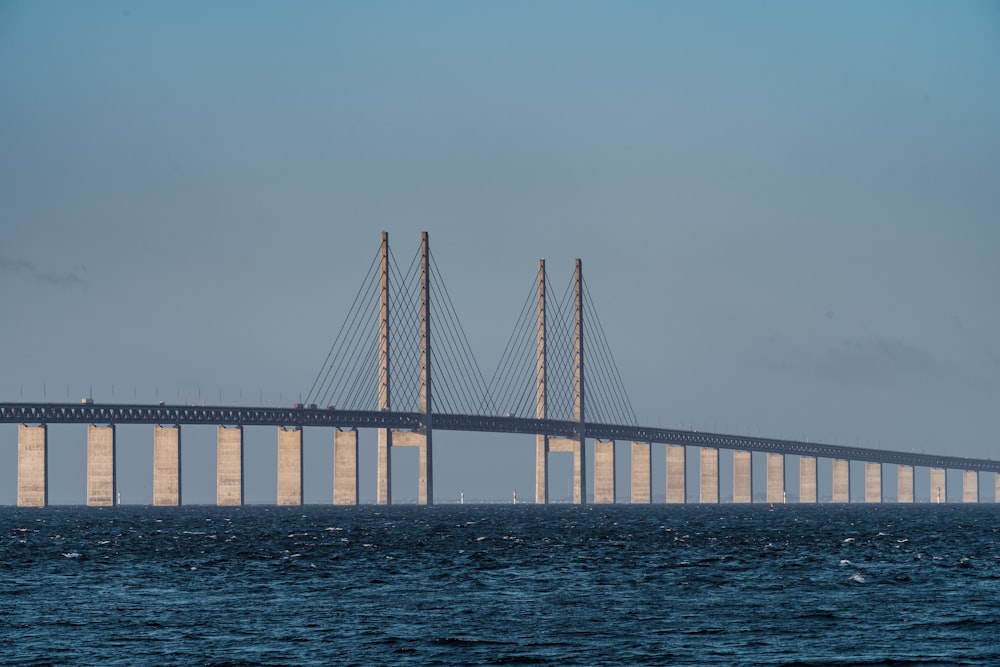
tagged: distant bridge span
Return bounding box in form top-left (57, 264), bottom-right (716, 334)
top-left (4, 402), bottom-right (999, 476)
top-left (5, 233), bottom-right (998, 506)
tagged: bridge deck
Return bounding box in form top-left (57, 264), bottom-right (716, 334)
top-left (2, 402), bottom-right (998, 474)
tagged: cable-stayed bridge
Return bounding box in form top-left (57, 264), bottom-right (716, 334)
top-left (3, 232), bottom-right (998, 507)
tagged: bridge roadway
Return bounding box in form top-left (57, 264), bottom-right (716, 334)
top-left (3, 402), bottom-right (998, 474)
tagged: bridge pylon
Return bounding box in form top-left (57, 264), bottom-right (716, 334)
top-left (375, 231), bottom-right (434, 505)
top-left (536, 258), bottom-right (588, 504)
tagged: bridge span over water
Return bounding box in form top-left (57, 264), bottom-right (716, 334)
top-left (5, 233), bottom-right (997, 506)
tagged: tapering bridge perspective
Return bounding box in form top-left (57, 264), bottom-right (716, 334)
top-left (4, 232), bottom-right (999, 507)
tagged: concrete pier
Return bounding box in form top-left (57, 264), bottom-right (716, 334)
top-left (593, 439), bottom-right (615, 504)
top-left (700, 447), bottom-right (719, 503)
top-left (277, 426), bottom-right (303, 506)
top-left (865, 462), bottom-right (882, 503)
top-left (963, 470), bottom-right (978, 503)
top-left (930, 467), bottom-right (946, 503)
top-left (832, 459), bottom-right (850, 503)
top-left (17, 424), bottom-right (47, 507)
top-left (550, 436), bottom-right (583, 503)
top-left (630, 442), bottom-right (651, 504)
top-left (766, 453), bottom-right (784, 504)
top-left (666, 444), bottom-right (686, 503)
top-left (393, 430), bottom-right (432, 505)
top-left (153, 425), bottom-right (181, 506)
top-left (799, 456), bottom-right (817, 504)
top-left (377, 428), bottom-right (391, 505)
top-left (535, 435), bottom-right (549, 504)
top-left (334, 428), bottom-right (359, 505)
top-left (86, 424), bottom-right (115, 507)
top-left (897, 464), bottom-right (914, 503)
top-left (217, 425), bottom-right (244, 506)
top-left (733, 450), bottom-right (752, 503)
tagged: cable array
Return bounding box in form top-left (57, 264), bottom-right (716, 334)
top-left (305, 236), bottom-right (635, 423)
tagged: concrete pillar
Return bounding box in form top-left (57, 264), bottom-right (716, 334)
top-left (334, 428), bottom-right (359, 505)
top-left (666, 444), bottom-right (686, 504)
top-left (216, 425), bottom-right (243, 506)
top-left (930, 467), bottom-right (946, 504)
top-left (153, 424), bottom-right (181, 506)
top-left (87, 424), bottom-right (116, 507)
top-left (377, 428), bottom-right (391, 505)
top-left (864, 462), bottom-right (882, 503)
top-left (277, 426), bottom-right (303, 506)
top-left (766, 453), bottom-right (784, 504)
top-left (996, 473), bottom-right (1000, 504)
top-left (17, 424), bottom-right (47, 507)
top-left (832, 458), bottom-right (850, 503)
top-left (897, 464), bottom-right (914, 503)
top-left (550, 437), bottom-right (583, 503)
top-left (799, 455), bottom-right (817, 504)
top-left (963, 471), bottom-right (978, 503)
top-left (392, 430), bottom-right (431, 504)
top-left (733, 450), bottom-right (752, 503)
top-left (535, 435), bottom-right (549, 504)
top-left (630, 442), bottom-right (651, 504)
top-left (593, 439), bottom-right (615, 504)
top-left (700, 447), bottom-right (719, 504)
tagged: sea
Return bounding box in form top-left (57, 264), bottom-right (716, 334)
top-left (1, 504), bottom-right (998, 666)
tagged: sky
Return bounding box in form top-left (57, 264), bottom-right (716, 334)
top-left (1, 1), bottom-right (998, 504)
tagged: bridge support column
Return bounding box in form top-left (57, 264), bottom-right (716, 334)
top-left (766, 453), bottom-right (784, 504)
top-left (535, 435), bottom-right (549, 504)
top-left (666, 444), bottom-right (686, 504)
top-left (154, 425), bottom-right (181, 506)
top-left (733, 450), bottom-right (752, 503)
top-left (897, 464), bottom-right (914, 503)
top-left (832, 458), bottom-right (850, 503)
top-left (865, 462), bottom-right (882, 503)
top-left (377, 429), bottom-right (391, 505)
top-left (87, 424), bottom-right (116, 506)
top-left (930, 467), bottom-right (946, 503)
top-left (393, 430), bottom-right (432, 505)
top-left (550, 437), bottom-right (583, 503)
top-left (334, 428), bottom-right (359, 505)
top-left (217, 426), bottom-right (243, 506)
top-left (630, 442), bottom-right (651, 504)
top-left (17, 424), bottom-right (47, 507)
top-left (277, 426), bottom-right (303, 506)
top-left (963, 471), bottom-right (978, 503)
top-left (700, 447), bottom-right (719, 504)
top-left (799, 455), bottom-right (817, 504)
top-left (594, 439), bottom-right (615, 504)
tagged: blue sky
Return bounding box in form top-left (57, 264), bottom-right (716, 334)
top-left (2, 1), bottom-right (998, 503)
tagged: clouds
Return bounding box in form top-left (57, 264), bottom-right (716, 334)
top-left (0, 256), bottom-right (87, 288)
top-left (749, 332), bottom-right (996, 396)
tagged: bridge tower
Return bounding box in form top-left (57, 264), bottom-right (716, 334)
top-left (534, 260), bottom-right (548, 504)
top-left (538, 259), bottom-right (587, 504)
top-left (376, 231), bottom-right (434, 505)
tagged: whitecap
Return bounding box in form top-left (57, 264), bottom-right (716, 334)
top-left (849, 572), bottom-right (865, 584)
top-left (839, 559), bottom-right (851, 566)
top-left (62, 552), bottom-right (81, 558)
top-left (842, 537), bottom-right (855, 543)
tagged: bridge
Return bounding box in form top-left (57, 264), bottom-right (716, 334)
top-left (4, 232), bottom-right (998, 506)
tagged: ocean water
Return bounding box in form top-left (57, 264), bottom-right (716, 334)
top-left (1, 504), bottom-right (998, 666)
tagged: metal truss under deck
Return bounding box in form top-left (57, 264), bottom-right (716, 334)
top-left (2, 402), bottom-right (998, 474)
